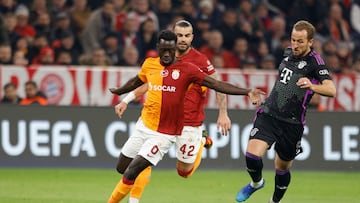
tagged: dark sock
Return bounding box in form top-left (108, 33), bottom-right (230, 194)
top-left (272, 169), bottom-right (291, 202)
top-left (245, 152), bottom-right (263, 182)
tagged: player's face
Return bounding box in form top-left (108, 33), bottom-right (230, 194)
top-left (173, 26), bottom-right (193, 54)
top-left (291, 29), bottom-right (313, 58)
top-left (158, 39), bottom-right (176, 66)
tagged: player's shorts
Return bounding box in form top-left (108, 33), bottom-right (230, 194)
top-left (249, 112), bottom-right (304, 161)
top-left (176, 126), bottom-right (203, 164)
top-left (121, 118), bottom-right (176, 166)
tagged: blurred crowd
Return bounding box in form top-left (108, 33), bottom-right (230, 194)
top-left (0, 0), bottom-right (360, 74)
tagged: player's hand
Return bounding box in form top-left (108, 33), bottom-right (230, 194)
top-left (115, 102), bottom-right (128, 118)
top-left (217, 113), bottom-right (231, 136)
top-left (248, 88), bottom-right (265, 106)
top-left (297, 77), bottom-right (311, 89)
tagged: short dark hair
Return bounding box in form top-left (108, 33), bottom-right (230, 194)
top-left (4, 82), bottom-right (16, 90)
top-left (157, 30), bottom-right (177, 44)
top-left (293, 20), bottom-right (316, 40)
top-left (25, 81), bottom-right (38, 88)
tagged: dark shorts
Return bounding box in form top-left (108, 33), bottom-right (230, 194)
top-left (249, 112), bottom-right (304, 161)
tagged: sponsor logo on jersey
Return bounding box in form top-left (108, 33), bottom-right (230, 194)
top-left (279, 67), bottom-right (293, 84)
top-left (319, 69), bottom-right (329, 75)
top-left (148, 82), bottom-right (176, 92)
top-left (298, 61), bottom-right (307, 69)
top-left (172, 69), bottom-right (180, 80)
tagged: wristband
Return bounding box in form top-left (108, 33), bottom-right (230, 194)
top-left (122, 91), bottom-right (136, 104)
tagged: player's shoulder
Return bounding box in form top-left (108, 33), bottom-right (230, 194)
top-left (307, 50), bottom-right (325, 66)
top-left (188, 48), bottom-right (209, 60)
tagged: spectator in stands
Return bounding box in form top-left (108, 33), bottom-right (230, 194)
top-left (254, 2), bottom-right (272, 31)
top-left (12, 50), bottom-right (29, 66)
top-left (322, 38), bottom-right (338, 56)
top-left (217, 9), bottom-right (240, 51)
top-left (263, 15), bottom-right (287, 53)
top-left (0, 0), bottom-right (17, 14)
top-left (325, 54), bottom-right (342, 74)
top-left (324, 3), bottom-right (351, 43)
top-left (233, 37), bottom-right (254, 68)
top-left (177, 0), bottom-right (197, 25)
top-left (27, 33), bottom-right (49, 62)
top-left (54, 30), bottom-right (81, 65)
top-left (242, 57), bottom-right (258, 71)
top-left (336, 42), bottom-right (353, 71)
top-left (351, 56), bottom-right (360, 73)
top-left (200, 30), bottom-right (240, 69)
top-left (2, 13), bottom-right (20, 47)
top-left (136, 18), bottom-right (158, 61)
top-left (49, 0), bottom-right (69, 22)
top-left (113, 0), bottom-right (129, 31)
top-left (118, 14), bottom-right (139, 48)
top-left (81, 0), bottom-right (116, 54)
top-left (68, 0), bottom-right (92, 38)
top-left (28, 0), bottom-right (49, 24)
top-left (0, 44), bottom-right (12, 64)
top-left (254, 40), bottom-right (271, 64)
top-left (0, 16), bottom-right (10, 46)
top-left (154, 0), bottom-right (173, 30)
top-left (192, 15), bottom-right (211, 49)
top-left (1, 82), bottom-right (22, 104)
top-left (127, 0), bottom-right (159, 31)
top-left (20, 80), bottom-right (48, 105)
top-left (273, 35), bottom-right (291, 67)
top-left (50, 11), bottom-right (74, 44)
top-left (103, 32), bottom-right (123, 66)
top-left (14, 4), bottom-right (36, 43)
top-left (55, 50), bottom-right (72, 65)
top-left (32, 12), bottom-right (52, 37)
top-left (196, 0), bottom-right (222, 29)
top-left (79, 47), bottom-right (112, 66)
top-left (32, 46), bottom-right (55, 65)
top-left (14, 37), bottom-right (30, 59)
top-left (118, 45), bottom-right (140, 67)
top-left (259, 54), bottom-right (276, 70)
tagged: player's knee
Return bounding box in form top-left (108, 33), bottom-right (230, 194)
top-left (116, 163), bottom-right (127, 174)
top-left (177, 168), bottom-right (192, 178)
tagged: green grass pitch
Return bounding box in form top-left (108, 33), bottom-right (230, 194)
top-left (0, 168), bottom-right (358, 203)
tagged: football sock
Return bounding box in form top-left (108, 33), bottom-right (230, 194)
top-left (108, 177), bottom-right (134, 203)
top-left (187, 141), bottom-right (204, 177)
top-left (245, 152), bottom-right (263, 184)
top-left (272, 169), bottom-right (291, 202)
top-left (129, 166), bottom-right (152, 200)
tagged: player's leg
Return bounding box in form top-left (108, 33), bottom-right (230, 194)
top-left (269, 154), bottom-right (293, 203)
top-left (236, 139), bottom-right (268, 202)
top-left (108, 128), bottom-right (145, 203)
top-left (129, 166), bottom-right (152, 203)
top-left (109, 155), bottom-right (153, 203)
top-left (176, 126), bottom-right (203, 178)
top-left (236, 113), bottom-right (274, 202)
top-left (269, 122), bottom-right (302, 203)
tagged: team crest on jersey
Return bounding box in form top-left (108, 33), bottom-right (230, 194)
top-left (160, 69), bottom-right (169, 77)
top-left (172, 69), bottom-right (180, 80)
top-left (298, 61), bottom-right (307, 69)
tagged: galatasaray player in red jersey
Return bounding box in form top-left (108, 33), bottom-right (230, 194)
top-left (107, 30), bottom-right (264, 203)
top-left (113, 20), bottom-right (233, 203)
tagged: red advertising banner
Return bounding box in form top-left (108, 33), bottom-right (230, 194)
top-left (1, 65), bottom-right (359, 111)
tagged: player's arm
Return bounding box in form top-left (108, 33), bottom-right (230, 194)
top-left (209, 72), bottom-right (231, 135)
top-left (201, 75), bottom-right (265, 105)
top-left (114, 83), bottom-right (148, 118)
top-left (109, 76), bottom-right (144, 96)
top-left (297, 78), bottom-right (336, 97)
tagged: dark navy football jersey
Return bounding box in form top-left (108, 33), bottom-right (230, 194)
top-left (261, 49), bottom-right (332, 124)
